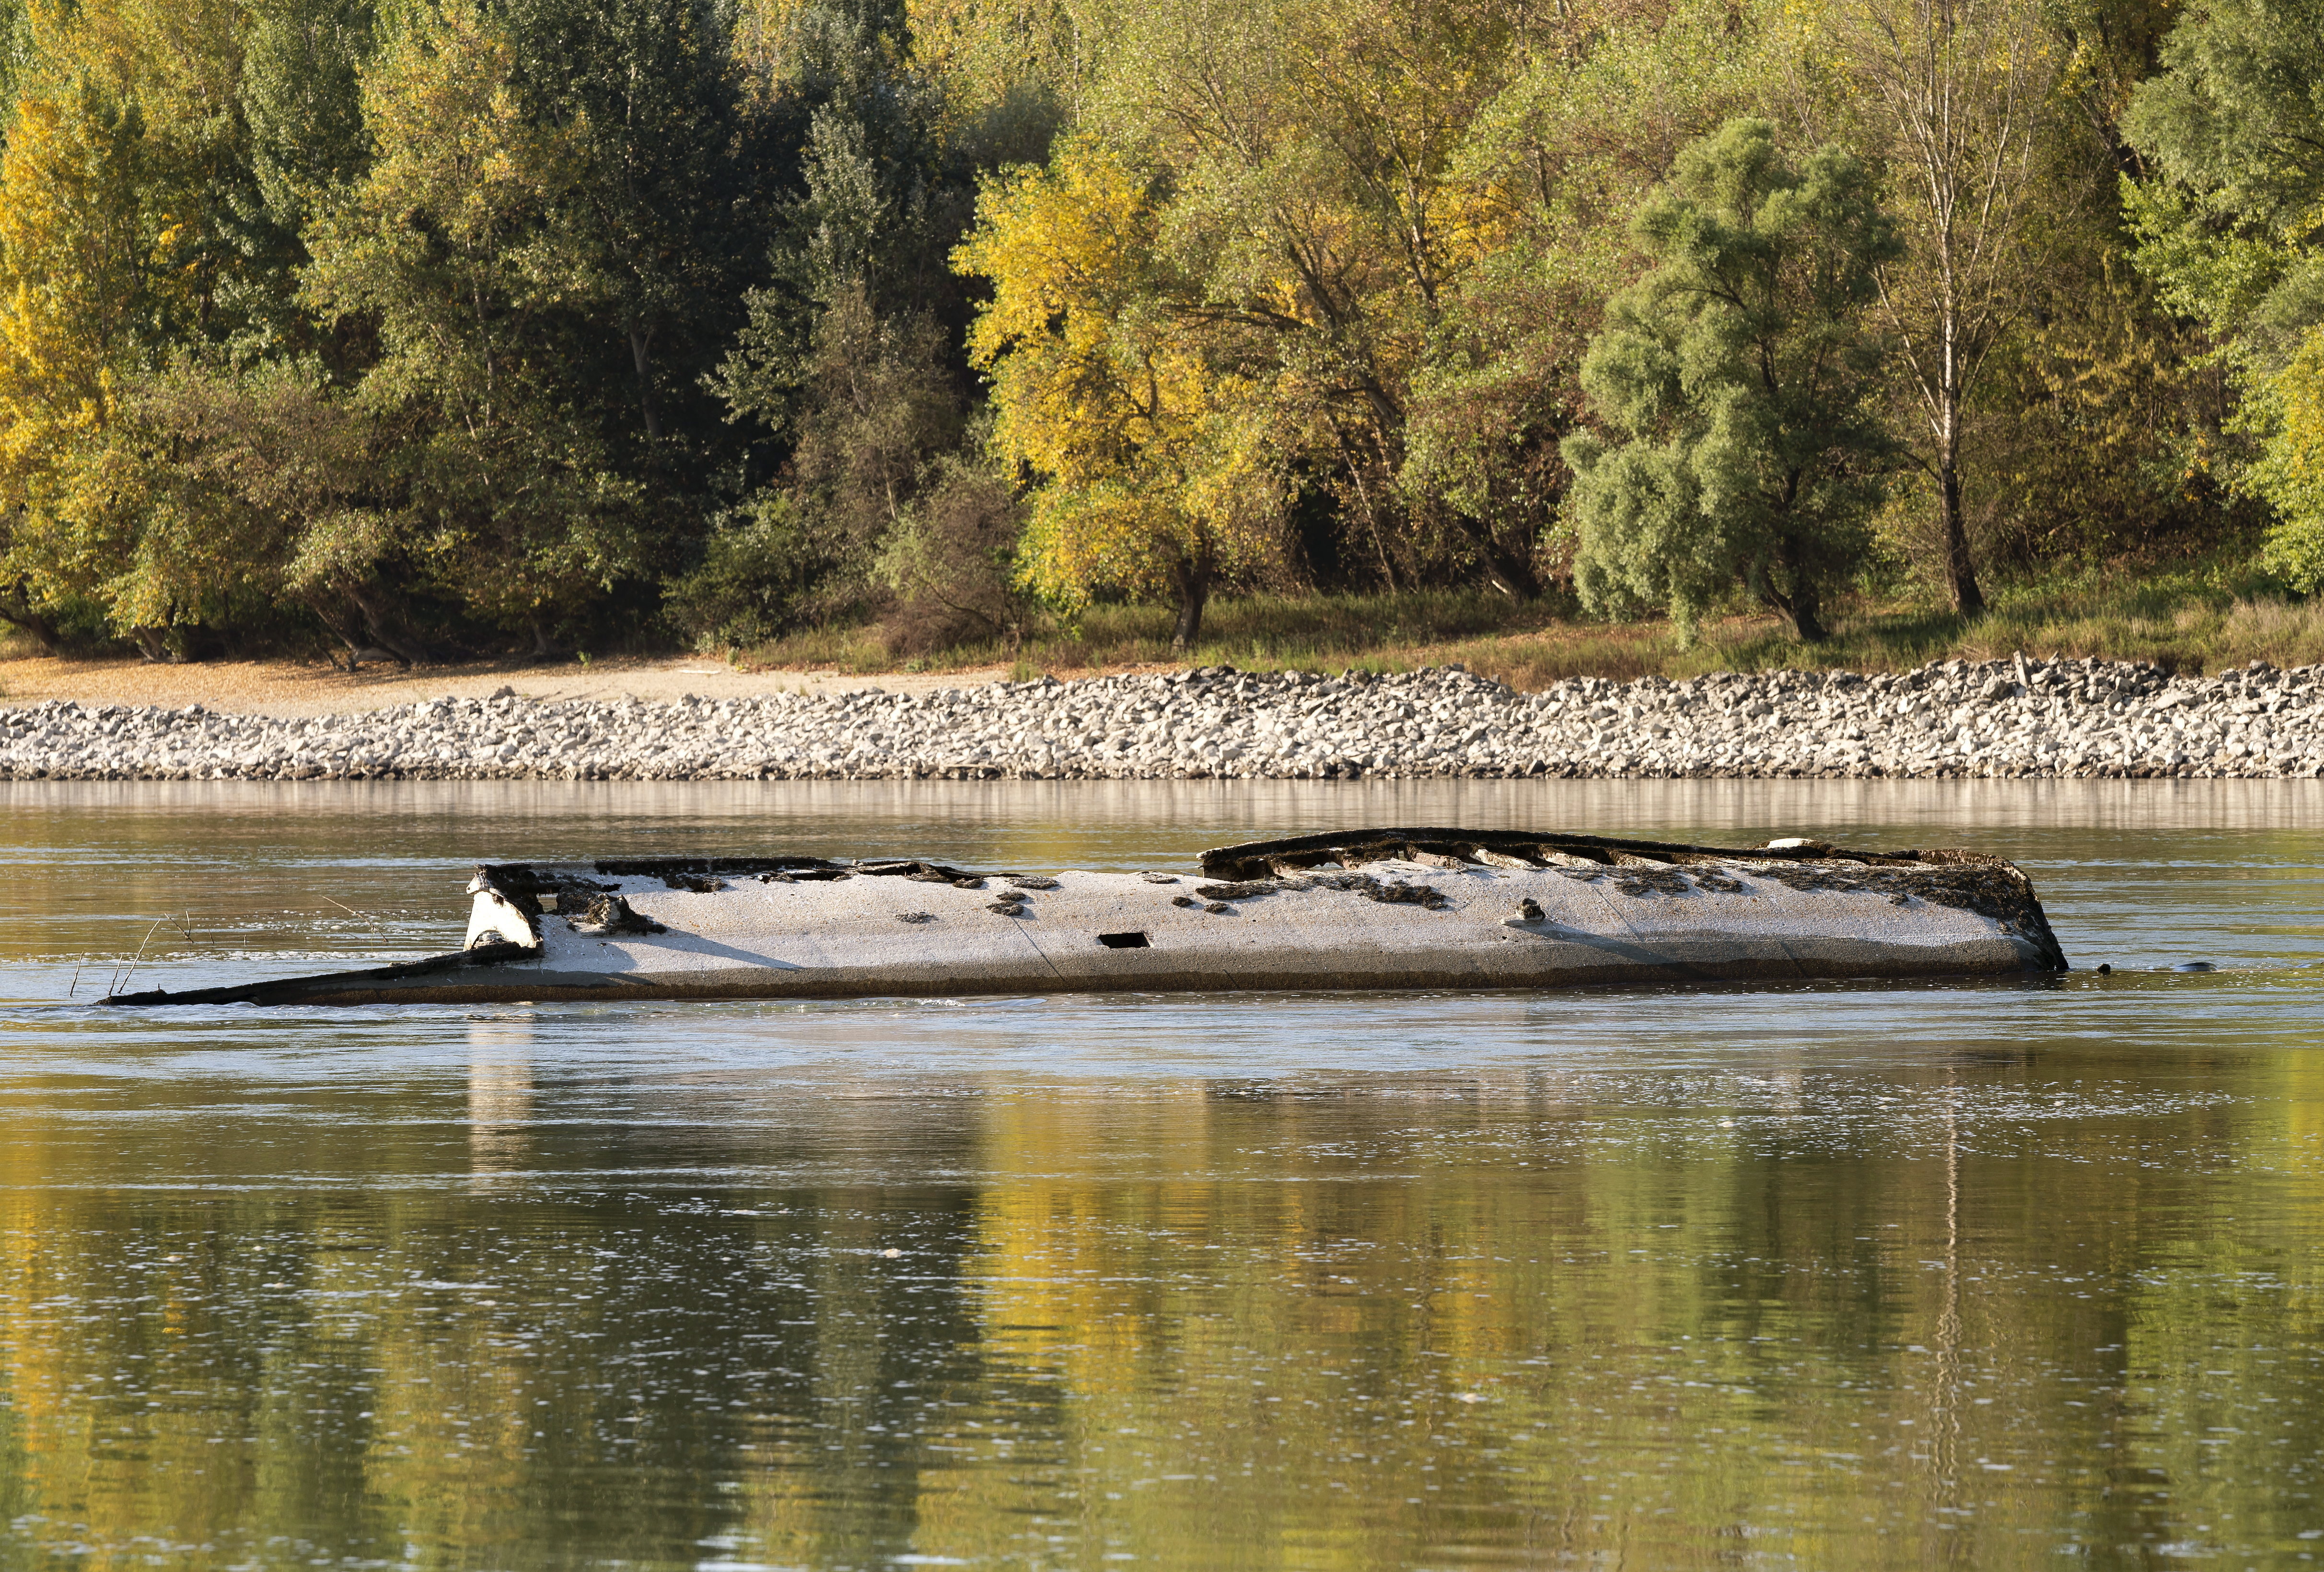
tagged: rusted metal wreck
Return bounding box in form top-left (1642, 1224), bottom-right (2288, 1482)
top-left (105, 828), bottom-right (2068, 1006)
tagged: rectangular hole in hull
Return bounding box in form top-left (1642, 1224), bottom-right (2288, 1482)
top-left (1095, 932), bottom-right (1150, 949)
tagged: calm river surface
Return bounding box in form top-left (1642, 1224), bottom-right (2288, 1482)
top-left (2, 778), bottom-right (2322, 1571)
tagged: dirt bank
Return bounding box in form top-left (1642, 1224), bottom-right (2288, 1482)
top-left (0, 653), bottom-right (1052, 717)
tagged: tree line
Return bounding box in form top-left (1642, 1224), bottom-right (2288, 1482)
top-left (0, 0), bottom-right (2314, 662)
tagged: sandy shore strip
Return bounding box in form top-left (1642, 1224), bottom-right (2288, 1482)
top-left (0, 653), bottom-right (1050, 717)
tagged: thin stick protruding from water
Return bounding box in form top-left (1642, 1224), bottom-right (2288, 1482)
top-left (112, 916), bottom-right (169, 997)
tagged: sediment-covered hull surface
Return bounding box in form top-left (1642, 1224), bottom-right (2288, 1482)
top-left (106, 828), bottom-right (2068, 1007)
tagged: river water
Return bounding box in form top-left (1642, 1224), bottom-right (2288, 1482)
top-left (1, 779), bottom-right (2321, 1570)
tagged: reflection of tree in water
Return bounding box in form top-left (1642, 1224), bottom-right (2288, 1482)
top-left (1927, 1081), bottom-right (1966, 1562)
top-left (468, 1016), bottom-right (534, 1179)
top-left (4, 1058), bottom-right (2324, 1563)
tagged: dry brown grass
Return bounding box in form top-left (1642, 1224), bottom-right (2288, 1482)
top-left (12, 562), bottom-right (2314, 707)
top-left (737, 570), bottom-right (2324, 690)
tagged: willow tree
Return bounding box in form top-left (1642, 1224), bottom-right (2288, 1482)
top-left (1404, 0), bottom-right (1790, 601)
top-left (1563, 118), bottom-right (1897, 643)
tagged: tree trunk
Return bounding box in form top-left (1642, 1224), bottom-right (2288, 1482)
top-left (1853, 0), bottom-right (2041, 632)
top-left (1333, 428), bottom-right (1401, 591)
top-left (345, 584), bottom-right (432, 667)
top-left (1449, 512), bottom-right (1541, 601)
top-left (627, 317), bottom-right (661, 441)
top-left (0, 595), bottom-right (61, 654)
top-left (1765, 542), bottom-right (1828, 642)
top-left (310, 604), bottom-right (365, 669)
top-left (1936, 432), bottom-right (1985, 618)
top-left (1787, 587), bottom-right (1828, 643)
top-left (1170, 548), bottom-right (1214, 654)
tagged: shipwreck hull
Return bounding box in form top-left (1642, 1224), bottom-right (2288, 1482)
top-left (105, 828), bottom-right (2068, 1007)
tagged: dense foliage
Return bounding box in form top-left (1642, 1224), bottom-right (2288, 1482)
top-left (1563, 119), bottom-right (1897, 642)
top-left (0, 0), bottom-right (2301, 658)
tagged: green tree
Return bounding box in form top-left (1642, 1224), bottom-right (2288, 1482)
top-left (672, 279), bottom-right (962, 645)
top-left (716, 0), bottom-right (952, 417)
top-left (301, 0), bottom-right (647, 653)
top-left (1397, 0), bottom-right (1778, 601)
top-left (1561, 117), bottom-right (1898, 642)
top-left (505, 0), bottom-right (760, 447)
top-left (1397, 262), bottom-right (1594, 594)
top-left (705, 0), bottom-right (1015, 645)
top-left (110, 356), bottom-right (433, 664)
top-left (781, 284), bottom-right (960, 568)
top-left (1929, 0), bottom-right (2250, 573)
top-left (2122, 0), bottom-right (2324, 588)
top-left (231, 0), bottom-right (375, 353)
top-left (871, 439), bottom-right (1024, 654)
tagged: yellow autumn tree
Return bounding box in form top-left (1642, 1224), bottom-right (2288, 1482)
top-left (906, 0), bottom-right (1082, 132)
top-left (2252, 328), bottom-right (2324, 590)
top-left (0, 82), bottom-right (152, 645)
top-left (1079, 0), bottom-right (1540, 593)
top-left (955, 137), bottom-right (1278, 649)
top-left (0, 0), bottom-right (259, 651)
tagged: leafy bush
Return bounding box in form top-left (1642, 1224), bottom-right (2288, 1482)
top-left (874, 453), bottom-right (1026, 657)
top-left (662, 498), bottom-right (828, 652)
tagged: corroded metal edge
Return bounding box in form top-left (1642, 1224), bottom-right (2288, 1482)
top-left (103, 940), bottom-right (543, 1007)
top-left (1206, 827), bottom-right (1948, 876)
top-left (99, 946), bottom-right (2059, 1008)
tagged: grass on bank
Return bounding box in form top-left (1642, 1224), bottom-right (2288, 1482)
top-left (740, 563), bottom-right (2324, 690)
top-left (7, 559), bottom-right (2317, 697)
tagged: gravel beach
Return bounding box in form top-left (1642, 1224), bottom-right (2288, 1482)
top-left (4, 656), bottom-right (2320, 782)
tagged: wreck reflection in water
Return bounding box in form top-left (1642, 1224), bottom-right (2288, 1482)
top-left (2, 778), bottom-right (2323, 1569)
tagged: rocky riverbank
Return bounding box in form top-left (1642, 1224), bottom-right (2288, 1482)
top-left (3, 656), bottom-right (2320, 782)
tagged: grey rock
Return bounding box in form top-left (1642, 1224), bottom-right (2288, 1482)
top-left (2, 657), bottom-right (2318, 782)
